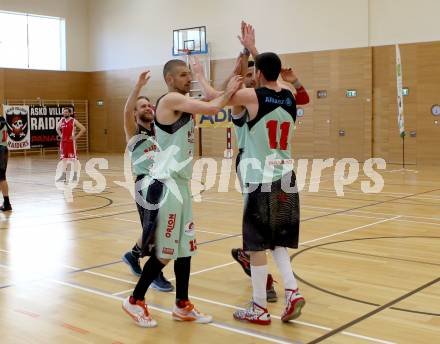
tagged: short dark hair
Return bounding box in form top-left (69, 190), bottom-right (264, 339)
top-left (63, 107), bottom-right (73, 114)
top-left (163, 59), bottom-right (187, 79)
top-left (247, 60), bottom-right (255, 68)
top-left (255, 52), bottom-right (281, 81)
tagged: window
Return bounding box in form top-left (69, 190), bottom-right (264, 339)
top-left (0, 11), bottom-right (66, 70)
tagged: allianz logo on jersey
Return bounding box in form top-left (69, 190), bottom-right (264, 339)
top-left (265, 96), bottom-right (293, 107)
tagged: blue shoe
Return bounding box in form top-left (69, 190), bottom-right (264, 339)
top-left (122, 252), bottom-right (142, 277)
top-left (151, 272), bottom-right (174, 292)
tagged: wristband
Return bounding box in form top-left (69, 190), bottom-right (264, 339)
top-left (242, 48), bottom-right (250, 56)
top-left (292, 80), bottom-right (302, 89)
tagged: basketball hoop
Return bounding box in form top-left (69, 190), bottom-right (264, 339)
top-left (177, 49), bottom-right (194, 56)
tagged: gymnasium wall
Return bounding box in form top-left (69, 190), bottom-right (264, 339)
top-left (2, 1), bottom-right (440, 165)
top-left (88, 0), bottom-right (370, 71)
top-left (369, 0), bottom-right (440, 46)
top-left (0, 0), bottom-right (89, 71)
top-left (87, 46), bottom-right (373, 161)
top-left (0, 69), bottom-right (88, 102)
top-left (373, 42), bottom-right (440, 166)
top-left (204, 48), bottom-right (373, 161)
top-left (87, 40), bottom-right (440, 167)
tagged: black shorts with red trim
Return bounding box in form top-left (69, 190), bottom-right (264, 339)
top-left (242, 171), bottom-right (300, 251)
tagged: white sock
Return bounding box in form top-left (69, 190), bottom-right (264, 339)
top-left (250, 265), bottom-right (268, 308)
top-left (271, 246), bottom-right (298, 291)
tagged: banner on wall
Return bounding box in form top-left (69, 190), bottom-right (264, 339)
top-left (3, 105), bottom-right (31, 150)
top-left (29, 105), bottom-right (74, 148)
top-left (195, 107), bottom-right (233, 128)
top-left (396, 44), bottom-right (405, 138)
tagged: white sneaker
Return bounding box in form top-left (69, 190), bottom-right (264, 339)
top-left (233, 301), bottom-right (271, 325)
top-left (122, 296), bottom-right (157, 328)
top-left (281, 289), bottom-right (305, 322)
top-left (172, 301), bottom-right (213, 323)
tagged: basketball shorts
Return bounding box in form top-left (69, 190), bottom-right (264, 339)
top-left (0, 146), bottom-right (8, 181)
top-left (235, 148), bottom-right (244, 189)
top-left (140, 177), bottom-right (197, 260)
top-left (60, 140), bottom-right (77, 160)
top-left (242, 171), bottom-right (300, 251)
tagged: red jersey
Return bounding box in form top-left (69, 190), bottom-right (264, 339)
top-left (59, 117), bottom-right (77, 160)
top-left (60, 118), bottom-right (75, 142)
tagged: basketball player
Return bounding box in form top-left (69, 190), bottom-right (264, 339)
top-left (192, 22), bottom-right (309, 307)
top-left (122, 60), bottom-right (242, 327)
top-left (121, 71), bottom-right (174, 292)
top-left (0, 115), bottom-right (12, 211)
top-left (194, 55), bottom-right (278, 302)
top-left (56, 108), bottom-right (86, 182)
top-left (231, 22), bottom-right (309, 305)
top-left (194, 44), bottom-right (306, 324)
top-left (227, 51), bottom-right (305, 325)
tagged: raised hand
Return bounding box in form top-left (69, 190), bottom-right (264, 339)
top-left (137, 71), bottom-right (151, 87)
top-left (190, 56), bottom-right (205, 76)
top-left (237, 22), bottom-right (256, 52)
top-left (280, 68), bottom-right (298, 83)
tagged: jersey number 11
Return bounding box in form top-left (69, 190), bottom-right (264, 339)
top-left (266, 120), bottom-right (291, 151)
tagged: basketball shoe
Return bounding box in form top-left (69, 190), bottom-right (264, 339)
top-left (122, 296), bottom-right (157, 328)
top-left (172, 301), bottom-right (213, 323)
top-left (233, 301), bottom-right (271, 325)
top-left (281, 289), bottom-right (305, 322)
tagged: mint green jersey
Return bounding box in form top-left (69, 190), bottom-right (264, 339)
top-left (151, 111), bottom-right (195, 181)
top-left (232, 110), bottom-right (248, 150)
top-left (240, 87), bottom-right (297, 184)
top-left (0, 117), bottom-right (7, 147)
top-left (129, 125), bottom-right (156, 177)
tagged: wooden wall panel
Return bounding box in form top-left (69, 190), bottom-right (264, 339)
top-left (3, 41), bottom-right (439, 166)
top-left (1, 69), bottom-right (88, 101)
top-left (372, 42), bottom-right (440, 166)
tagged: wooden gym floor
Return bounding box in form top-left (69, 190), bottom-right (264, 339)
top-left (0, 154), bottom-right (439, 344)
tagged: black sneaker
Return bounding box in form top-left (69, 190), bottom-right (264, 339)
top-left (231, 248), bottom-right (251, 277)
top-left (151, 271), bottom-right (174, 292)
top-left (122, 252), bottom-right (142, 277)
top-left (0, 203), bottom-right (12, 212)
top-left (266, 273), bottom-right (278, 303)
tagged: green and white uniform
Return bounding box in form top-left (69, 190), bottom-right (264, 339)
top-left (240, 87), bottom-right (300, 251)
top-left (232, 109), bottom-right (249, 186)
top-left (127, 124), bottom-right (159, 256)
top-left (150, 95), bottom-right (196, 260)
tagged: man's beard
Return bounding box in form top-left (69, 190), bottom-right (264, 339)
top-left (139, 113), bottom-right (153, 122)
top-left (175, 84), bottom-right (190, 94)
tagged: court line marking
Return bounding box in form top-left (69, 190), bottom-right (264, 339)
top-left (111, 261), bottom-right (238, 296)
top-left (49, 279), bottom-right (294, 344)
top-left (49, 279), bottom-right (394, 344)
top-left (0, 254), bottom-right (393, 343)
top-left (202, 197), bottom-right (440, 225)
top-left (4, 185), bottom-right (440, 230)
top-left (307, 276), bottom-right (440, 344)
top-left (300, 216), bottom-right (401, 245)
top-left (107, 216), bottom-right (400, 296)
top-left (114, 217), bottom-right (233, 237)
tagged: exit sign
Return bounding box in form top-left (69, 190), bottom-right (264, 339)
top-left (96, 100), bottom-right (104, 107)
top-left (346, 90), bottom-right (357, 98)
